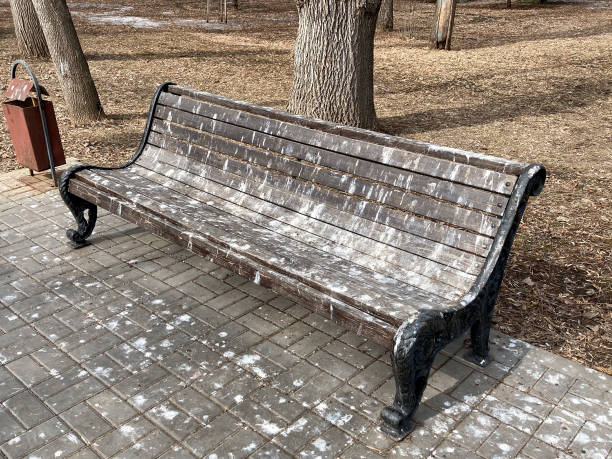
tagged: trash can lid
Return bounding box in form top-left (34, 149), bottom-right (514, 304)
top-left (6, 78), bottom-right (49, 101)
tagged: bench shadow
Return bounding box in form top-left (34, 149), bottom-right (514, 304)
top-left (378, 78), bottom-right (609, 135)
top-left (86, 48), bottom-right (286, 61)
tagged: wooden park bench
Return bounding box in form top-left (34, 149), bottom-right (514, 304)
top-left (59, 83), bottom-right (545, 439)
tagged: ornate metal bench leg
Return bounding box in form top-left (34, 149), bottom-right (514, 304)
top-left (381, 317), bottom-right (441, 440)
top-left (59, 166), bottom-right (98, 249)
top-left (470, 318), bottom-right (491, 366)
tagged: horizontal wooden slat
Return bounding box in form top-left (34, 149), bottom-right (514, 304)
top-left (159, 90), bottom-right (518, 195)
top-left (75, 169), bottom-right (454, 325)
top-left (139, 143), bottom-right (485, 278)
top-left (69, 179), bottom-right (398, 348)
top-left (123, 162), bottom-right (467, 301)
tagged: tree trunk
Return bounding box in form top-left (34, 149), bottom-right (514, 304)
top-left (8, 0), bottom-right (49, 59)
top-left (31, 0), bottom-right (104, 122)
top-left (431, 0), bottom-right (457, 50)
top-left (287, 0), bottom-right (381, 130)
top-left (377, 0), bottom-right (393, 31)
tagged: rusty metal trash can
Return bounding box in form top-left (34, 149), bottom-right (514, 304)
top-left (2, 60), bottom-right (64, 185)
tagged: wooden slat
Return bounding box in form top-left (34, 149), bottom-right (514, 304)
top-left (150, 117), bottom-right (505, 238)
top-left (168, 85), bottom-right (528, 177)
top-left (69, 179), bottom-right (398, 348)
top-left (153, 106), bottom-right (508, 218)
top-left (134, 153), bottom-right (477, 291)
top-left (74, 169), bottom-right (454, 325)
top-left (159, 90), bottom-right (518, 195)
top-left (139, 143), bottom-right (485, 278)
top-left (119, 162), bottom-right (466, 302)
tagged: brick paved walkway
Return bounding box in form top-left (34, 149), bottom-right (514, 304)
top-left (0, 166), bottom-right (611, 459)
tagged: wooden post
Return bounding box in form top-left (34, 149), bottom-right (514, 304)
top-left (431, 0), bottom-right (457, 50)
top-left (206, 0), bottom-right (210, 22)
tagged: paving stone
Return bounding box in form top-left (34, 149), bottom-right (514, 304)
top-left (146, 401), bottom-right (200, 440)
top-left (232, 400), bottom-right (288, 438)
top-left (299, 426), bottom-right (354, 457)
top-left (348, 360), bottom-right (391, 395)
top-left (87, 389), bottom-right (137, 425)
top-left (208, 426), bottom-right (266, 458)
top-left (568, 420), bottom-right (612, 458)
top-left (490, 383), bottom-right (554, 419)
top-left (448, 410), bottom-right (499, 450)
top-left (431, 439), bottom-right (482, 459)
top-left (478, 394), bottom-right (543, 434)
top-left (388, 426), bottom-right (444, 458)
top-left (477, 423), bottom-right (530, 458)
top-left (4, 390), bottom-right (53, 428)
top-left (254, 340), bottom-right (301, 370)
top-left (46, 376), bottom-right (106, 414)
top-left (210, 372), bottom-right (264, 409)
top-left (534, 407), bottom-right (584, 449)
top-left (83, 354), bottom-right (133, 386)
top-left (112, 363), bottom-right (167, 398)
top-left (272, 360), bottom-right (320, 394)
top-left (184, 412), bottom-right (242, 456)
top-left (428, 358), bottom-right (473, 393)
top-left (314, 398), bottom-right (371, 437)
top-left (289, 330), bottom-right (332, 358)
top-left (92, 416), bottom-right (155, 457)
top-left (0, 407), bottom-right (25, 444)
top-left (0, 417), bottom-right (68, 458)
top-left (450, 370), bottom-right (497, 406)
top-left (114, 429), bottom-right (174, 458)
top-left (31, 346), bottom-right (75, 373)
top-left (250, 386), bottom-right (306, 423)
top-left (569, 379), bottom-right (612, 409)
top-left (293, 372), bottom-right (343, 408)
top-left (249, 443), bottom-right (293, 458)
top-left (308, 349), bottom-right (359, 381)
top-left (5, 355), bottom-right (50, 387)
top-left (559, 393), bottom-right (612, 428)
top-left (158, 444), bottom-right (196, 459)
top-left (412, 403), bottom-right (461, 436)
top-left (340, 442), bottom-right (385, 458)
top-left (333, 385), bottom-right (385, 422)
top-left (127, 374), bottom-right (185, 411)
top-left (422, 387), bottom-right (472, 421)
top-left (371, 377), bottom-right (395, 406)
top-left (270, 321), bottom-right (314, 348)
top-left (171, 387), bottom-right (222, 425)
top-left (532, 368), bottom-right (574, 403)
top-left (27, 432), bottom-right (84, 459)
top-left (273, 412), bottom-right (330, 453)
top-left (60, 402), bottom-right (113, 442)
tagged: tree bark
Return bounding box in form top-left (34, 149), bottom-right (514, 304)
top-left (8, 0), bottom-right (49, 59)
top-left (287, 0), bottom-right (381, 130)
top-left (431, 0), bottom-right (457, 50)
top-left (31, 0), bottom-right (104, 122)
top-left (377, 0), bottom-right (393, 31)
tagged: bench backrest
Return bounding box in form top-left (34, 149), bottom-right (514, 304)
top-left (137, 85), bottom-right (529, 292)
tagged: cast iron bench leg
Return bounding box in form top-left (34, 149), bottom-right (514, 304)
top-left (59, 165), bottom-right (98, 248)
top-left (380, 316), bottom-right (442, 440)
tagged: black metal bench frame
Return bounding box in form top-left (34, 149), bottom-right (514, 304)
top-left (59, 82), bottom-right (545, 440)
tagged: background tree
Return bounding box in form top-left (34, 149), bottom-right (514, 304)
top-left (287, 0), bottom-right (381, 130)
top-left (8, 0), bottom-right (49, 58)
top-left (31, 0), bottom-right (104, 122)
top-left (377, 0), bottom-right (393, 31)
top-left (431, 0), bottom-right (457, 50)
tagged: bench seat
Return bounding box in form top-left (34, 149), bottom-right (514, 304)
top-left (59, 83), bottom-right (545, 440)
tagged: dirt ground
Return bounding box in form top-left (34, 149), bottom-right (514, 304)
top-left (0, 0), bottom-right (610, 371)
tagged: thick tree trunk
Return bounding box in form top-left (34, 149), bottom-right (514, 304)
top-left (9, 0), bottom-right (49, 59)
top-left (287, 0), bottom-right (381, 130)
top-left (377, 0), bottom-right (393, 31)
top-left (31, 0), bottom-right (104, 122)
top-left (431, 0), bottom-right (457, 50)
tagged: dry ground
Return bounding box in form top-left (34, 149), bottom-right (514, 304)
top-left (0, 0), bottom-right (610, 371)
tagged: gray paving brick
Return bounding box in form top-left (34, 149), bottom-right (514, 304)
top-left (490, 383), bottom-right (554, 419)
top-left (448, 410), bottom-right (499, 450)
top-left (250, 386), bottom-right (306, 424)
top-left (4, 390), bottom-right (53, 428)
top-left (289, 330), bottom-right (331, 358)
top-left (31, 346), bottom-right (75, 373)
top-left (87, 390), bottom-right (137, 426)
top-left (314, 398), bottom-right (371, 437)
top-left (250, 443), bottom-right (293, 458)
top-left (158, 445), bottom-right (196, 459)
top-left (254, 341), bottom-right (301, 370)
top-left (568, 420), bottom-right (612, 458)
top-left (477, 423), bottom-right (530, 458)
top-left (532, 368), bottom-right (575, 403)
top-left (422, 387), bottom-right (472, 421)
top-left (0, 407), bottom-right (25, 444)
top-left (237, 312), bottom-right (280, 336)
top-left (114, 429), bottom-right (174, 459)
top-left (5, 354), bottom-right (50, 387)
top-left (92, 416), bottom-right (155, 457)
top-left (208, 426), bottom-right (265, 459)
top-left (299, 425), bottom-right (354, 457)
top-left (60, 402), bottom-right (113, 442)
top-left (231, 400), bottom-right (288, 438)
top-left (211, 373), bottom-right (264, 409)
top-left (27, 432), bottom-right (84, 459)
top-left (341, 443), bottom-right (385, 458)
top-left (308, 349), bottom-right (359, 381)
top-left (348, 360), bottom-right (391, 395)
top-left (184, 412), bottom-right (242, 456)
top-left (521, 437), bottom-right (574, 459)
top-left (46, 376), bottom-right (106, 414)
top-left (431, 439), bottom-right (482, 459)
top-left (146, 401), bottom-right (200, 440)
top-left (534, 407), bottom-right (584, 449)
top-left (293, 372), bottom-right (343, 408)
top-left (171, 387), bottom-right (222, 425)
top-left (128, 374), bottom-right (185, 411)
top-left (270, 321), bottom-right (314, 348)
top-left (388, 427), bottom-right (443, 458)
top-left (559, 393), bottom-right (612, 428)
top-left (273, 411), bottom-right (329, 453)
top-left (479, 394), bottom-right (543, 434)
top-left (0, 417), bottom-right (68, 459)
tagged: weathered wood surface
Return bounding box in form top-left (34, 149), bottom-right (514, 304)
top-left (166, 85), bottom-right (528, 176)
top-left (68, 85), bottom-right (534, 346)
